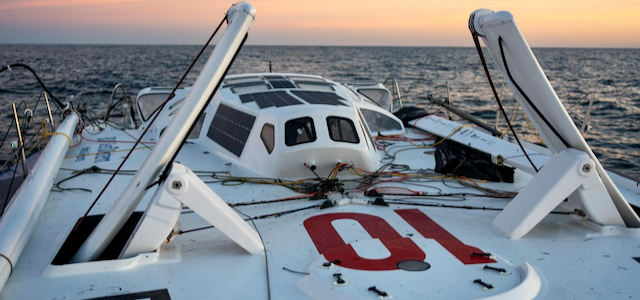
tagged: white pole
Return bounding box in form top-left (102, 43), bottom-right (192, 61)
top-left (0, 113), bottom-right (77, 291)
top-left (71, 2), bottom-right (256, 263)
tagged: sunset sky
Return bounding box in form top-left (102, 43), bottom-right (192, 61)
top-left (1, 0), bottom-right (639, 47)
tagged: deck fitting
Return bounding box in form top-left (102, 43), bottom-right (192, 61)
top-left (473, 279), bottom-right (495, 291)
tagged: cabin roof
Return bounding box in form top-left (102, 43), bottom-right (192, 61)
top-left (219, 73), bottom-right (357, 118)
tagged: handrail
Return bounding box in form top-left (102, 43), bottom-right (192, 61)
top-left (383, 78), bottom-right (403, 111)
top-left (102, 83), bottom-right (128, 123)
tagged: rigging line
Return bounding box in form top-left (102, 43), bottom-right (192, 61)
top-left (498, 36), bottom-right (570, 149)
top-left (1, 154), bottom-right (20, 215)
top-left (73, 16), bottom-right (228, 233)
top-left (56, 171), bottom-right (92, 193)
top-left (470, 30), bottom-right (539, 172)
top-left (282, 267), bottom-right (309, 275)
top-left (158, 33), bottom-right (249, 185)
top-left (0, 64), bottom-right (64, 109)
top-left (180, 203), bottom-right (323, 233)
top-left (229, 193), bottom-right (317, 207)
top-left (385, 200), bottom-right (574, 214)
top-left (499, 101), bottom-right (518, 139)
top-left (234, 207), bottom-right (271, 300)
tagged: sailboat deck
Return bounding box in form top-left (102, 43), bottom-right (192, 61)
top-left (3, 125), bottom-right (639, 299)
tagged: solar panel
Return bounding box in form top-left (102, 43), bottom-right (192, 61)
top-left (268, 80), bottom-right (296, 89)
top-left (291, 90), bottom-right (348, 106)
top-left (207, 104), bottom-right (256, 157)
top-left (239, 91), bottom-right (303, 109)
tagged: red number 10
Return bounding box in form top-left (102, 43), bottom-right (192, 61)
top-left (303, 209), bottom-right (494, 271)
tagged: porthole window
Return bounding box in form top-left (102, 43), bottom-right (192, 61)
top-left (261, 123), bottom-right (275, 154)
top-left (326, 117), bottom-right (359, 144)
top-left (285, 117), bottom-right (316, 146)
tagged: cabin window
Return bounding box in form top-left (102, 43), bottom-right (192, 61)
top-left (360, 108), bottom-right (403, 132)
top-left (285, 117), bottom-right (316, 146)
top-left (358, 89), bottom-right (392, 111)
top-left (261, 123), bottom-right (275, 154)
top-left (356, 108), bottom-right (374, 151)
top-left (326, 117), bottom-right (359, 144)
top-left (138, 93), bottom-right (172, 121)
top-left (188, 113), bottom-right (206, 139)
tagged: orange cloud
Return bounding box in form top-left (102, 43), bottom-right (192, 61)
top-left (0, 0), bottom-right (638, 47)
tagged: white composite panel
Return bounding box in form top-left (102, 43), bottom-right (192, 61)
top-left (409, 115), bottom-right (549, 174)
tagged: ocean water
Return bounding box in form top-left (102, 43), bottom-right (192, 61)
top-left (0, 45), bottom-right (639, 177)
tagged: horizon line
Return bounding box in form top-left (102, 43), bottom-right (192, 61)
top-left (1, 43), bottom-right (639, 50)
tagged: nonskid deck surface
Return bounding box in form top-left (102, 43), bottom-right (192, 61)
top-left (3, 126), bottom-right (640, 300)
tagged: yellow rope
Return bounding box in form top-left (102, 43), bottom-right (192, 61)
top-left (41, 120), bottom-right (72, 149)
top-left (431, 124), bottom-right (472, 147)
top-left (523, 111), bottom-right (545, 145)
top-left (499, 102), bottom-right (518, 139)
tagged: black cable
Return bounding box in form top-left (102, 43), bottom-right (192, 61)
top-left (2, 156), bottom-right (20, 215)
top-left (469, 23), bottom-right (539, 172)
top-left (0, 105), bottom-right (18, 150)
top-left (386, 200), bottom-right (574, 214)
top-left (158, 33), bottom-right (249, 185)
top-left (180, 203), bottom-right (323, 233)
top-left (56, 171), bottom-right (92, 193)
top-left (498, 36), bottom-right (570, 149)
top-left (229, 195), bottom-right (314, 207)
top-left (234, 207), bottom-right (271, 300)
top-left (566, 92), bottom-right (592, 113)
top-left (0, 64), bottom-right (64, 109)
top-left (75, 16), bottom-right (229, 232)
top-left (282, 267), bottom-right (309, 275)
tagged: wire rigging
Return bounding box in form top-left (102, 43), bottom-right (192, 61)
top-left (0, 64), bottom-right (64, 109)
top-left (74, 16), bottom-right (229, 232)
top-left (497, 36), bottom-right (570, 149)
top-left (469, 22), bottom-right (539, 172)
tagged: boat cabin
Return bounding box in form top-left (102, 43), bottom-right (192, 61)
top-left (134, 73), bottom-right (406, 178)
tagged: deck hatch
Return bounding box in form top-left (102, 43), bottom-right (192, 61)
top-left (291, 90), bottom-right (347, 106)
top-left (223, 81), bottom-right (267, 88)
top-left (207, 104), bottom-right (256, 156)
top-left (263, 75), bottom-right (286, 79)
top-left (224, 76), bottom-right (262, 85)
top-left (268, 79), bottom-right (296, 89)
top-left (239, 91), bottom-right (303, 109)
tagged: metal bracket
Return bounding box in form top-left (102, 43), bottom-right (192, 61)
top-left (120, 162), bottom-right (263, 259)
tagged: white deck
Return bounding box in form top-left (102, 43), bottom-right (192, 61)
top-left (2, 122), bottom-right (639, 299)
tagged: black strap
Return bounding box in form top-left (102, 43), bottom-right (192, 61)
top-left (469, 14), bottom-right (539, 172)
top-left (0, 253), bottom-right (13, 277)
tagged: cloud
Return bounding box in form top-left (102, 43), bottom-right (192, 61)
top-left (0, 0), bottom-right (147, 10)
